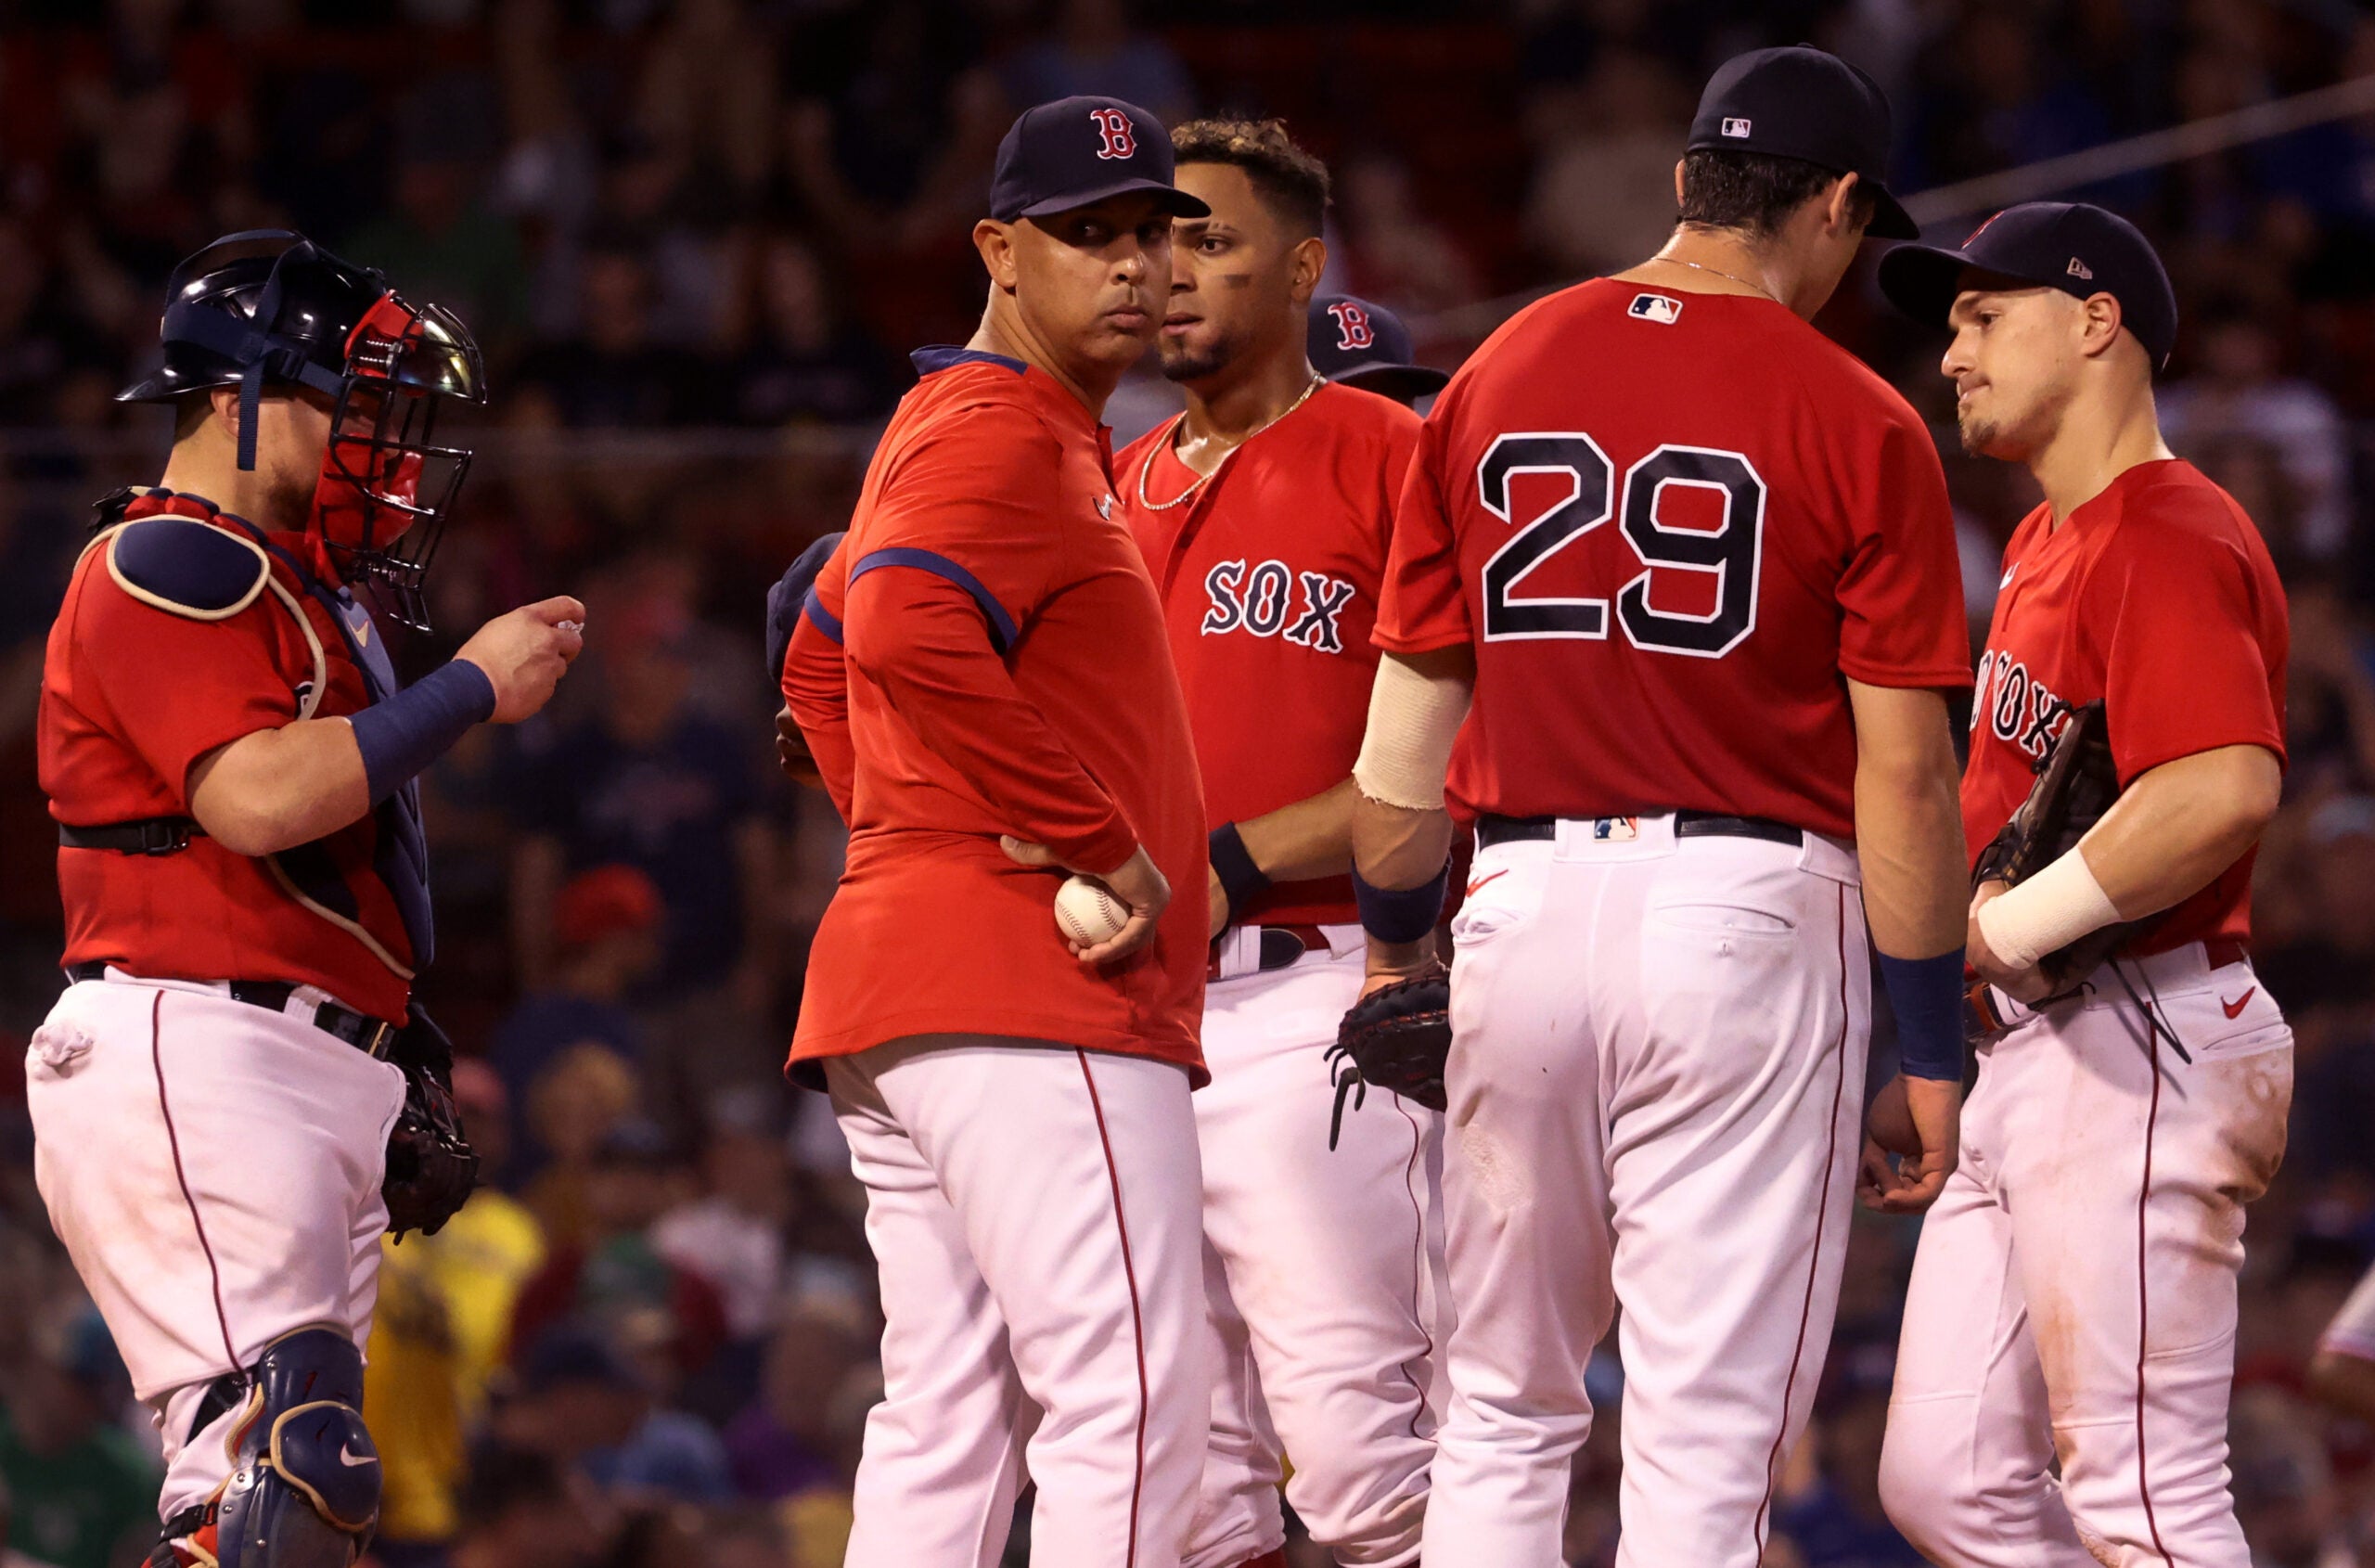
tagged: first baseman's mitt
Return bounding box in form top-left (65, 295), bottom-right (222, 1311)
top-left (1971, 699), bottom-right (2152, 1019)
top-left (1328, 967), bottom-right (1450, 1149)
top-left (382, 1006), bottom-right (479, 1240)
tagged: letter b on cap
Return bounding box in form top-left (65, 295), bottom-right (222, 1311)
top-left (1090, 106), bottom-right (1136, 161)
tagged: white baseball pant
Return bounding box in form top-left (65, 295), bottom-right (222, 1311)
top-left (827, 1035), bottom-right (1210, 1568)
top-left (1184, 928), bottom-right (1446, 1568)
top-left (1880, 944), bottom-right (2292, 1567)
top-left (26, 970), bottom-right (405, 1522)
top-left (1418, 815), bottom-right (1869, 1568)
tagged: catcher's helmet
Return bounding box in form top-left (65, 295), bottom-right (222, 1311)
top-left (120, 229), bottom-right (486, 632)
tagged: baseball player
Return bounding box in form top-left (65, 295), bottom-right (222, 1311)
top-left (1874, 203), bottom-right (2292, 1567)
top-left (1114, 120), bottom-right (1442, 1568)
top-left (28, 231), bottom-right (582, 1567)
top-left (1342, 48), bottom-right (1975, 1568)
top-left (1306, 294), bottom-right (1449, 409)
top-left (777, 98), bottom-right (1218, 1566)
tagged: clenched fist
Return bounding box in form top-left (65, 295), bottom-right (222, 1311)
top-left (456, 596), bottom-right (585, 724)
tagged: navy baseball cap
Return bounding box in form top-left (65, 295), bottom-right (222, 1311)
top-left (1309, 295), bottom-right (1448, 403)
top-left (990, 96), bottom-right (1209, 224)
top-left (1878, 201), bottom-right (2178, 368)
top-left (1688, 45), bottom-right (1918, 239)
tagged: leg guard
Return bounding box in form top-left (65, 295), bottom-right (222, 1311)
top-left (176, 1326), bottom-right (380, 1567)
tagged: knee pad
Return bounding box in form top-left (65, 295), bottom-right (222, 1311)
top-left (206, 1327), bottom-right (380, 1567)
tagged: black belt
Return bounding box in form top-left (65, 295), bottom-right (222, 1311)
top-left (1475, 811), bottom-right (1804, 850)
top-left (62, 961), bottom-right (400, 1058)
top-left (1209, 923), bottom-right (1330, 980)
top-left (58, 816), bottom-right (201, 855)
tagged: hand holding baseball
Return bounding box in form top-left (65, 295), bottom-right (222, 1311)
top-left (456, 597), bottom-right (585, 724)
top-left (1001, 836), bottom-right (1171, 967)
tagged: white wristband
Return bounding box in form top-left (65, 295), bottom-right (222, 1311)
top-left (1353, 654), bottom-right (1473, 811)
top-left (1977, 848), bottom-right (2122, 970)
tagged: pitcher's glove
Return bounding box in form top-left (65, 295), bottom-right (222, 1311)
top-left (381, 1007), bottom-right (479, 1240)
top-left (1971, 699), bottom-right (2153, 1016)
top-left (1327, 966), bottom-right (1450, 1149)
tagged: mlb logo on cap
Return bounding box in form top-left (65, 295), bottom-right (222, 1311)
top-left (1629, 292), bottom-right (1684, 325)
top-left (1722, 116), bottom-right (1752, 137)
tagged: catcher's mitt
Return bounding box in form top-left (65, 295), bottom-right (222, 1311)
top-left (1327, 967), bottom-right (1450, 1149)
top-left (1971, 699), bottom-right (2152, 1012)
top-left (381, 1007), bottom-right (479, 1240)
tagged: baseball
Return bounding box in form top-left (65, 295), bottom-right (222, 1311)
top-left (1054, 875), bottom-right (1128, 946)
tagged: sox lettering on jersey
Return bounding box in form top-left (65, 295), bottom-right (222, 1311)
top-left (1201, 558), bottom-right (1357, 652)
top-left (1089, 107), bottom-right (1136, 161)
top-left (1971, 649), bottom-right (2073, 759)
top-left (1328, 301), bottom-right (1376, 352)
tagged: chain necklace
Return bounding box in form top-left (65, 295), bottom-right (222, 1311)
top-left (1650, 252), bottom-right (1778, 304)
top-left (1136, 373), bottom-right (1326, 511)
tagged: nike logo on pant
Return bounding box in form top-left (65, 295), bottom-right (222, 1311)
top-left (2222, 988), bottom-right (2256, 1019)
top-left (1467, 869), bottom-right (1508, 897)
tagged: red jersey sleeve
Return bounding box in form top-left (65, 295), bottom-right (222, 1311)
top-left (782, 601), bottom-right (854, 824)
top-left (1372, 410), bottom-right (1470, 654)
top-left (2086, 521), bottom-right (2286, 783)
top-left (1834, 408), bottom-right (1972, 690)
top-left (69, 576), bottom-right (301, 803)
top-left (843, 568), bottom-right (1138, 873)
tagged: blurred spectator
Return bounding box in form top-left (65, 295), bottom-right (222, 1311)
top-left (0, 1317), bottom-right (155, 1568)
top-left (0, 224), bottom-right (114, 425)
top-left (720, 1303), bottom-right (869, 1503)
top-left (450, 1445), bottom-right (609, 1568)
top-left (344, 83), bottom-right (531, 363)
top-left (511, 238), bottom-right (706, 428)
top-left (364, 1060), bottom-right (548, 1553)
top-left (723, 231), bottom-right (902, 427)
top-left (636, 0), bottom-right (779, 201)
top-left (1768, 1368), bottom-right (1928, 1566)
top-left (501, 574), bottom-right (778, 1031)
top-left (2227, 1385), bottom-right (2355, 1567)
top-left (491, 864), bottom-right (660, 1163)
top-left (0, 1474), bottom-right (61, 1568)
top-left (651, 1091), bottom-right (795, 1342)
top-left (509, 1118), bottom-right (727, 1387)
top-left (2163, 309), bottom-right (2354, 560)
top-left (499, 1323), bottom-right (734, 1506)
top-left (999, 0), bottom-right (1195, 127)
top-left (1337, 155), bottom-right (1483, 317)
top-left (782, 0), bottom-right (1006, 259)
top-left (1522, 48), bottom-right (1688, 277)
top-left (520, 1042), bottom-right (642, 1248)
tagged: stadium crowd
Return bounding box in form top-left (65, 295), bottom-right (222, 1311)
top-left (4, 0), bottom-right (2375, 1563)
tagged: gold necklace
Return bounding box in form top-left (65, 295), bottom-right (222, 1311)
top-left (1650, 252), bottom-right (1778, 303)
top-left (1136, 373), bottom-right (1326, 511)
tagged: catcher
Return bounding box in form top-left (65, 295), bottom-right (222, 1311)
top-left (1874, 203), bottom-right (2290, 1566)
top-left (28, 231), bottom-right (581, 1568)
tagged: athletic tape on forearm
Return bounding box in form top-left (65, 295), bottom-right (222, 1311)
top-left (1353, 654), bottom-right (1472, 812)
top-left (1208, 822), bottom-right (1270, 924)
top-left (1977, 847), bottom-right (2123, 970)
top-left (349, 660), bottom-right (497, 804)
top-left (1877, 949), bottom-right (1968, 1080)
top-left (1353, 863), bottom-right (1448, 945)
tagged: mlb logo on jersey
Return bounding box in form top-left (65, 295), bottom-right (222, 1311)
top-left (1721, 116), bottom-right (1752, 137)
top-left (1628, 293), bottom-right (1683, 325)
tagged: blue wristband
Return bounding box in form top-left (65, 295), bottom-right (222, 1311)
top-left (349, 660), bottom-right (497, 803)
top-left (1878, 948), bottom-right (1968, 1081)
top-left (1353, 863), bottom-right (1448, 945)
top-left (1208, 822), bottom-right (1270, 926)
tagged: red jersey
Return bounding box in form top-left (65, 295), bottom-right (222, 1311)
top-left (1376, 279), bottom-right (1971, 838)
top-left (40, 489), bottom-right (420, 1021)
top-left (1964, 459), bottom-right (2287, 957)
top-left (1116, 382), bottom-right (1421, 927)
top-left (788, 348), bottom-right (1208, 1081)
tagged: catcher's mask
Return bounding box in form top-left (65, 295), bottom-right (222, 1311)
top-left (120, 229), bottom-right (487, 633)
